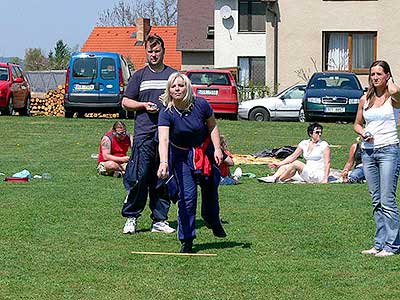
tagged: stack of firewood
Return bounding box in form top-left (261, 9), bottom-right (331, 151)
top-left (31, 86), bottom-right (122, 118)
top-left (30, 85), bottom-right (65, 116)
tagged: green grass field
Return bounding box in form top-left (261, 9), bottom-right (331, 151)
top-left (1, 117), bottom-right (400, 300)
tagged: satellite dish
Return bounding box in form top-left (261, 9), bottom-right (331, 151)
top-left (220, 5), bottom-right (232, 19)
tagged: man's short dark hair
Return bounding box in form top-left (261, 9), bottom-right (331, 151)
top-left (145, 34), bottom-right (165, 50)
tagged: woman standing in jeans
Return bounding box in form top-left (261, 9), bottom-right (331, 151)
top-left (354, 60), bottom-right (400, 257)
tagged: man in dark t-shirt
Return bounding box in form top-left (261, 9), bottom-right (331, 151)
top-left (121, 34), bottom-right (176, 234)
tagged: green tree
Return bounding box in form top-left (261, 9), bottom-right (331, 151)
top-left (48, 40), bottom-right (71, 70)
top-left (10, 57), bottom-right (22, 65)
top-left (24, 48), bottom-right (48, 71)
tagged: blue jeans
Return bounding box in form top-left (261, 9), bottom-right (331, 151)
top-left (362, 144), bottom-right (400, 253)
top-left (348, 166), bottom-right (365, 183)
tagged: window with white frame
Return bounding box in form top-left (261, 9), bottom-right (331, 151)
top-left (239, 0), bottom-right (266, 32)
top-left (238, 57), bottom-right (265, 86)
top-left (323, 32), bottom-right (376, 73)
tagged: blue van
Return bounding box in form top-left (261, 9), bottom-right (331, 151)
top-left (64, 52), bottom-right (131, 118)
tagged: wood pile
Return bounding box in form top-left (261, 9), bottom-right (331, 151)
top-left (30, 86), bottom-right (121, 118)
top-left (30, 85), bottom-right (65, 117)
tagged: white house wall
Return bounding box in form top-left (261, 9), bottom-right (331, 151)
top-left (214, 0), bottom-right (266, 69)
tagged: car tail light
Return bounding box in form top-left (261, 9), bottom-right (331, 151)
top-left (232, 85), bottom-right (238, 99)
top-left (119, 68), bottom-right (124, 94)
top-left (64, 67), bottom-right (70, 96)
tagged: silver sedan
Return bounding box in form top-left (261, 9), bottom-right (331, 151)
top-left (238, 83), bottom-right (306, 122)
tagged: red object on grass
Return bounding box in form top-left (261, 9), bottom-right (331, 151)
top-left (4, 177), bottom-right (29, 182)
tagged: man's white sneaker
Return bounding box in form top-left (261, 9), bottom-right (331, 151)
top-left (361, 247), bottom-right (380, 255)
top-left (151, 221), bottom-right (176, 233)
top-left (123, 217), bottom-right (136, 234)
top-left (375, 249), bottom-right (395, 257)
top-left (233, 167), bottom-right (242, 181)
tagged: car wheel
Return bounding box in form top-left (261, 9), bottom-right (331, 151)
top-left (65, 110), bottom-right (74, 118)
top-left (298, 108), bottom-right (305, 122)
top-left (20, 96), bottom-right (31, 116)
top-left (249, 108), bottom-right (270, 121)
top-left (5, 96), bottom-right (15, 115)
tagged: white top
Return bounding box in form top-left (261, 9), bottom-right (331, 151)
top-left (298, 139), bottom-right (329, 171)
top-left (362, 96), bottom-right (399, 149)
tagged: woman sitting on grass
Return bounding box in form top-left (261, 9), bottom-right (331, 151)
top-left (265, 122), bottom-right (331, 183)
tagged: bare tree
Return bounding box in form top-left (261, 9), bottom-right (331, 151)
top-left (294, 57), bottom-right (319, 82)
top-left (97, 0), bottom-right (177, 26)
top-left (159, 0), bottom-right (177, 25)
top-left (98, 1), bottom-right (136, 26)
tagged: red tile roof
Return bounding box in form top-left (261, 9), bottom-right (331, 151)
top-left (81, 26), bottom-right (182, 71)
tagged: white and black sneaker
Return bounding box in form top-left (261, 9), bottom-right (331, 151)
top-left (151, 221), bottom-right (176, 233)
top-left (123, 217), bottom-right (136, 234)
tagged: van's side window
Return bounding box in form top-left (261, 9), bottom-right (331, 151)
top-left (101, 58), bottom-right (116, 80)
top-left (73, 58), bottom-right (97, 78)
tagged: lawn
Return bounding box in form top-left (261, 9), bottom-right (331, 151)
top-left (1, 117), bottom-right (400, 300)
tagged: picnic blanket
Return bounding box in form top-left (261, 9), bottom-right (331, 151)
top-left (232, 154), bottom-right (279, 165)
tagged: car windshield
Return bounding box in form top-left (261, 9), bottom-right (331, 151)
top-left (309, 74), bottom-right (361, 90)
top-left (188, 72), bottom-right (230, 86)
top-left (0, 67), bottom-right (9, 81)
top-left (73, 58), bottom-right (97, 78)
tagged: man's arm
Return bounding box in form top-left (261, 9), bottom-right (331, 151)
top-left (122, 96), bottom-right (160, 113)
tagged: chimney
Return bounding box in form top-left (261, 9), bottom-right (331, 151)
top-left (135, 18), bottom-right (151, 46)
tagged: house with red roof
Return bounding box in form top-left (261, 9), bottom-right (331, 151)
top-left (81, 18), bottom-right (181, 71)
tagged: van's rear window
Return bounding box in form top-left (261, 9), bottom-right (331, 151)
top-left (73, 58), bottom-right (97, 78)
top-left (188, 72), bottom-right (230, 86)
top-left (101, 58), bottom-right (116, 80)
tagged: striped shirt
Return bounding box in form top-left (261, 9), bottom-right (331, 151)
top-left (124, 65), bottom-right (176, 139)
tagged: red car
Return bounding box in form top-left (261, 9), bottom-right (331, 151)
top-left (186, 69), bottom-right (238, 119)
top-left (0, 63), bottom-right (31, 116)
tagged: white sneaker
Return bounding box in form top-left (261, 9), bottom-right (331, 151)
top-left (233, 167), bottom-right (242, 181)
top-left (151, 221), bottom-right (176, 233)
top-left (258, 176), bottom-right (276, 183)
top-left (123, 217), bottom-right (136, 234)
top-left (375, 249), bottom-right (395, 257)
top-left (361, 247), bottom-right (380, 255)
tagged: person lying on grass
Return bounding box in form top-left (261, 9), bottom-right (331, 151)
top-left (265, 122), bottom-right (331, 183)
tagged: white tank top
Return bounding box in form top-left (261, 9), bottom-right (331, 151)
top-left (362, 96), bottom-right (399, 149)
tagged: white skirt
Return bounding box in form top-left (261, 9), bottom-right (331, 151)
top-left (299, 165), bottom-right (324, 183)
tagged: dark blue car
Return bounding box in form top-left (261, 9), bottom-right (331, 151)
top-left (302, 72), bottom-right (364, 122)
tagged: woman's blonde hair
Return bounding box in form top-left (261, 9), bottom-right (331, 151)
top-left (160, 72), bottom-right (194, 110)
